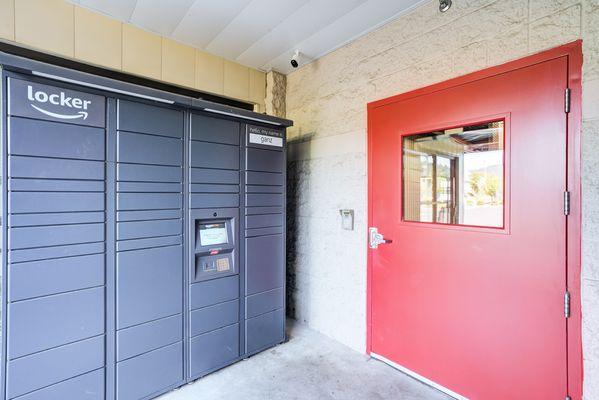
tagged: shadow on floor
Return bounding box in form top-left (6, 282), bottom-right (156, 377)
top-left (158, 320), bottom-right (453, 400)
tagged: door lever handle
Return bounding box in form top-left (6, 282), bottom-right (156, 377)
top-left (369, 227), bottom-right (392, 249)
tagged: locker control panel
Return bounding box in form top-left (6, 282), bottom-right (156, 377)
top-left (193, 213), bottom-right (237, 282)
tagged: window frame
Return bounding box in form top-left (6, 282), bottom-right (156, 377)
top-left (398, 114), bottom-right (511, 234)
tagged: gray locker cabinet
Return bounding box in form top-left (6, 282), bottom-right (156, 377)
top-left (243, 125), bottom-right (287, 356)
top-left (187, 115), bottom-right (243, 380)
top-left (115, 100), bottom-right (185, 400)
top-left (1, 68), bottom-right (290, 400)
top-left (4, 77), bottom-right (108, 400)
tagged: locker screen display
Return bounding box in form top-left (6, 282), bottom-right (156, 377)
top-left (199, 222), bottom-right (228, 246)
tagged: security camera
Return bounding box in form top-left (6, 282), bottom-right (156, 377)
top-left (290, 50), bottom-right (300, 68)
top-left (439, 0), bottom-right (452, 12)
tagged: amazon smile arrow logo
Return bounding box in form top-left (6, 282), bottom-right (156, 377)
top-left (31, 104), bottom-right (89, 120)
top-left (27, 85), bottom-right (92, 121)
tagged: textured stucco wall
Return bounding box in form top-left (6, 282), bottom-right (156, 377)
top-left (285, 0), bottom-right (599, 398)
top-left (265, 70), bottom-right (287, 118)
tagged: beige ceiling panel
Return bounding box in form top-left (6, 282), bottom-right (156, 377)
top-left (122, 24), bottom-right (162, 80)
top-left (162, 38), bottom-right (195, 88)
top-left (224, 60), bottom-right (250, 101)
top-left (78, 0), bottom-right (138, 22)
top-left (74, 7), bottom-right (122, 70)
top-left (15, 0), bottom-right (74, 57)
top-left (0, 0), bottom-right (15, 41)
top-left (195, 50), bottom-right (225, 95)
top-left (249, 69), bottom-right (266, 106)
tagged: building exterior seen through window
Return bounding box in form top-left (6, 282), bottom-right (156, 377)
top-left (402, 121), bottom-right (504, 228)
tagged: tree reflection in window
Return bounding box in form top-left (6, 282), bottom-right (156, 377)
top-left (403, 121), bottom-right (504, 228)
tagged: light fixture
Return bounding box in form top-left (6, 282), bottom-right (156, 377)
top-left (439, 0), bottom-right (452, 12)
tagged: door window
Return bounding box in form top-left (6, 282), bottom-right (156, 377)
top-left (402, 121), bottom-right (504, 228)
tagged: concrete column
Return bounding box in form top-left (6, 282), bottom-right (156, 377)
top-left (265, 70), bottom-right (286, 118)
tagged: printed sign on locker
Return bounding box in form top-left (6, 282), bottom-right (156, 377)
top-left (247, 125), bottom-right (283, 147)
top-left (8, 78), bottom-right (106, 127)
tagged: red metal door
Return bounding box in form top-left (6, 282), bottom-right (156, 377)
top-left (368, 56), bottom-right (570, 399)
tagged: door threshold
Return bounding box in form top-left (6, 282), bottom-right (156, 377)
top-left (370, 353), bottom-right (468, 400)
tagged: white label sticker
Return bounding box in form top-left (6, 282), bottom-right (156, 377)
top-left (249, 133), bottom-right (283, 147)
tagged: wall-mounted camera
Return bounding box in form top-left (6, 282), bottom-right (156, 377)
top-left (290, 50), bottom-right (300, 68)
top-left (439, 0), bottom-right (452, 12)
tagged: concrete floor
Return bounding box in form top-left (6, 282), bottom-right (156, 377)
top-left (158, 320), bottom-right (453, 400)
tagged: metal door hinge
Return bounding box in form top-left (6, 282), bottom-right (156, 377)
top-left (564, 191), bottom-right (571, 216)
top-left (565, 291), bottom-right (571, 318)
top-left (565, 88), bottom-right (571, 113)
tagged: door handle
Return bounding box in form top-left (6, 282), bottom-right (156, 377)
top-left (369, 227), bottom-right (393, 249)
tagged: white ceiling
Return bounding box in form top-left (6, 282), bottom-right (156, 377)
top-left (69, 0), bottom-right (425, 74)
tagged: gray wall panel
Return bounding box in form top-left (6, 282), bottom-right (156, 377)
top-left (118, 100), bottom-right (183, 138)
top-left (245, 206), bottom-right (284, 215)
top-left (117, 164), bottom-right (181, 183)
top-left (245, 193), bottom-right (283, 207)
top-left (189, 324), bottom-right (239, 377)
top-left (9, 117), bottom-right (104, 160)
top-left (9, 179), bottom-right (104, 192)
top-left (245, 171), bottom-right (284, 186)
top-left (117, 315), bottom-right (182, 362)
top-left (10, 192), bottom-right (104, 213)
top-left (190, 275), bottom-right (238, 310)
top-left (246, 185), bottom-right (283, 193)
top-left (190, 142), bottom-right (239, 170)
top-left (118, 131), bottom-right (182, 166)
top-left (245, 214), bottom-right (283, 229)
top-left (12, 369), bottom-right (104, 400)
top-left (245, 288), bottom-right (284, 319)
top-left (116, 236), bottom-right (182, 252)
top-left (6, 336), bottom-right (104, 399)
top-left (117, 209), bottom-right (181, 222)
top-left (8, 287), bottom-right (104, 359)
top-left (117, 193), bottom-right (181, 211)
top-left (246, 148), bottom-right (283, 173)
top-left (117, 245), bottom-right (182, 329)
top-left (9, 254), bottom-right (104, 301)
top-left (116, 342), bottom-right (183, 400)
top-left (191, 114), bottom-right (239, 145)
top-left (9, 242), bottom-right (105, 264)
top-left (9, 211), bottom-right (104, 227)
top-left (190, 300), bottom-right (238, 337)
top-left (190, 193), bottom-right (239, 209)
top-left (9, 156), bottom-right (104, 180)
top-left (190, 184), bottom-right (239, 193)
top-left (190, 168), bottom-right (238, 184)
top-left (246, 235), bottom-right (284, 295)
top-left (245, 309), bottom-right (285, 354)
top-left (245, 226), bottom-right (284, 237)
top-left (117, 182), bottom-right (181, 193)
top-left (117, 219), bottom-right (182, 240)
top-left (10, 223), bottom-right (104, 250)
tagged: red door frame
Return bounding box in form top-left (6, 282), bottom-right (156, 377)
top-left (366, 41), bottom-right (583, 399)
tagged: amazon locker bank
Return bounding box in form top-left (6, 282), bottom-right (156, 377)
top-left (0, 53), bottom-right (292, 400)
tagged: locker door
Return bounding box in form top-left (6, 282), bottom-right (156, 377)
top-left (115, 100), bottom-right (184, 400)
top-left (187, 113), bottom-right (241, 379)
top-left (243, 125), bottom-right (286, 355)
top-left (4, 77), bottom-right (106, 400)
